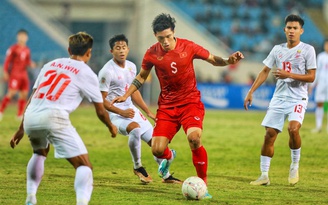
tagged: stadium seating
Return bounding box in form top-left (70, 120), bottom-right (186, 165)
top-left (168, 0), bottom-right (324, 62)
top-left (0, 0), bottom-right (66, 64)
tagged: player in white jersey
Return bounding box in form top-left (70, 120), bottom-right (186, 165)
top-left (98, 34), bottom-right (182, 184)
top-left (244, 14), bottom-right (316, 186)
top-left (10, 32), bottom-right (117, 205)
top-left (309, 39), bottom-right (328, 133)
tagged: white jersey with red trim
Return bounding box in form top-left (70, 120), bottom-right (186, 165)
top-left (263, 42), bottom-right (316, 101)
top-left (98, 59), bottom-right (137, 109)
top-left (24, 58), bottom-right (103, 129)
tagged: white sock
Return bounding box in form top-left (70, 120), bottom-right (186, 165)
top-left (315, 107), bottom-right (324, 129)
top-left (141, 128), bottom-right (152, 143)
top-left (128, 128), bottom-right (142, 169)
top-left (260, 155), bottom-right (271, 176)
top-left (290, 148), bottom-right (301, 169)
top-left (26, 154), bottom-right (46, 204)
top-left (75, 166), bottom-right (93, 204)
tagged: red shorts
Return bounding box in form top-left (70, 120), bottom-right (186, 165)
top-left (153, 102), bottom-right (205, 142)
top-left (8, 76), bottom-right (29, 91)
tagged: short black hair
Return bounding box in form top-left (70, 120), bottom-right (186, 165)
top-left (17, 29), bottom-right (28, 35)
top-left (109, 34), bottom-right (128, 50)
top-left (68, 32), bottom-right (93, 56)
top-left (285, 14), bottom-right (304, 27)
top-left (152, 13), bottom-right (176, 34)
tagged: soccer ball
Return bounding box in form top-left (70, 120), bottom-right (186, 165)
top-left (181, 176), bottom-right (207, 200)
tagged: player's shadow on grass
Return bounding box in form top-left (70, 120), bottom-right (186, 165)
top-left (95, 176), bottom-right (178, 193)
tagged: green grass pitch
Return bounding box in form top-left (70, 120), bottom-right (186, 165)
top-left (0, 104), bottom-right (327, 204)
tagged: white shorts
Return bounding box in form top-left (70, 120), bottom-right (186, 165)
top-left (109, 105), bottom-right (153, 136)
top-left (261, 98), bottom-right (307, 132)
top-left (314, 84), bottom-right (328, 102)
top-left (26, 126), bottom-right (87, 159)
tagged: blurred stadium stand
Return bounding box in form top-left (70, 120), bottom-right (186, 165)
top-left (168, 0), bottom-right (325, 62)
top-left (0, 0), bottom-right (67, 64)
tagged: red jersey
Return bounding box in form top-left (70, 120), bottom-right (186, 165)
top-left (142, 38), bottom-right (210, 108)
top-left (3, 44), bottom-right (32, 78)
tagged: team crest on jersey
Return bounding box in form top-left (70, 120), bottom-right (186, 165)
top-left (157, 56), bottom-right (163, 60)
top-left (194, 116), bottom-right (200, 120)
top-left (295, 50), bottom-right (302, 58)
top-left (128, 67), bottom-right (134, 77)
top-left (180, 52), bottom-right (187, 58)
top-left (101, 77), bottom-right (106, 84)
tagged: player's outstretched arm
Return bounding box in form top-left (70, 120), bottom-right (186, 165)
top-left (112, 68), bottom-right (151, 104)
top-left (206, 51), bottom-right (244, 66)
top-left (132, 90), bottom-right (156, 121)
top-left (3, 71), bottom-right (9, 82)
top-left (244, 66), bottom-right (270, 111)
top-left (93, 102), bottom-right (117, 138)
top-left (272, 68), bottom-right (316, 82)
top-left (10, 124), bottom-right (25, 149)
top-left (29, 61), bottom-right (37, 69)
top-left (101, 92), bottom-right (135, 119)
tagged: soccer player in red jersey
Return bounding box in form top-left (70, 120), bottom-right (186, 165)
top-left (0, 29), bottom-right (36, 120)
top-left (113, 13), bottom-right (244, 199)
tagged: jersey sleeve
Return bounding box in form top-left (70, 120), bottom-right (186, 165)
top-left (3, 46), bottom-right (14, 72)
top-left (81, 68), bottom-right (103, 103)
top-left (263, 45), bottom-right (276, 69)
top-left (141, 49), bottom-right (154, 70)
top-left (310, 53), bottom-right (321, 88)
top-left (191, 42), bottom-right (210, 60)
top-left (305, 45), bottom-right (316, 70)
top-left (98, 67), bottom-right (111, 93)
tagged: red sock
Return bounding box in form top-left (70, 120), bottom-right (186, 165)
top-left (192, 146), bottom-right (208, 184)
top-left (157, 147), bottom-right (172, 160)
top-left (17, 99), bottom-right (26, 116)
top-left (0, 96), bottom-right (10, 113)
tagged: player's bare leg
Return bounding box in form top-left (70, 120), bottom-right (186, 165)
top-left (126, 122), bottom-right (152, 183)
top-left (187, 127), bottom-right (211, 199)
top-left (0, 89), bottom-right (18, 120)
top-left (17, 90), bottom-right (28, 120)
top-left (151, 136), bottom-right (170, 157)
top-left (152, 137), bottom-right (176, 178)
top-left (261, 127), bottom-right (279, 157)
top-left (146, 135), bottom-right (181, 184)
top-left (250, 127), bottom-right (278, 186)
top-left (312, 102), bottom-right (324, 133)
top-left (26, 146), bottom-right (50, 205)
top-left (67, 154), bottom-right (93, 205)
top-left (287, 121), bottom-right (302, 185)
